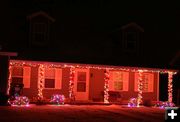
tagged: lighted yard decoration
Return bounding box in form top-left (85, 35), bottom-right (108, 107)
top-left (8, 96), bottom-right (29, 106)
top-left (128, 98), bottom-right (138, 107)
top-left (50, 94), bottom-right (65, 105)
top-left (155, 101), bottom-right (175, 108)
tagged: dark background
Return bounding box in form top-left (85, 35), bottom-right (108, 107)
top-left (0, 0), bottom-right (179, 103)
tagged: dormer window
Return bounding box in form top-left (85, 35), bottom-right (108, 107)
top-left (121, 22), bottom-right (144, 53)
top-left (27, 11), bottom-right (55, 46)
top-left (32, 22), bottom-right (48, 43)
top-left (124, 31), bottom-right (138, 51)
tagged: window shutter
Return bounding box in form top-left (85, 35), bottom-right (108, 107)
top-left (134, 73), bottom-right (138, 91)
top-left (23, 67), bottom-right (31, 88)
top-left (123, 72), bottom-right (129, 91)
top-left (148, 73), bottom-right (154, 92)
top-left (109, 72), bottom-right (114, 91)
top-left (55, 68), bottom-right (62, 89)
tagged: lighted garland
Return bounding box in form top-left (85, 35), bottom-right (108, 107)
top-left (50, 94), bottom-right (65, 105)
top-left (8, 96), bottom-right (29, 106)
top-left (168, 72), bottom-right (173, 103)
top-left (104, 69), bottom-right (110, 103)
top-left (137, 70), bottom-right (143, 107)
top-left (10, 60), bottom-right (177, 74)
top-left (7, 65), bottom-right (12, 95)
top-left (69, 67), bottom-right (75, 101)
top-left (38, 64), bottom-right (45, 100)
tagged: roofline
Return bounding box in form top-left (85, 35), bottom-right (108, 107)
top-left (27, 11), bottom-right (55, 22)
top-left (170, 50), bottom-right (180, 65)
top-left (121, 22), bottom-right (144, 32)
top-left (0, 52), bottom-right (18, 57)
top-left (10, 59), bottom-right (178, 73)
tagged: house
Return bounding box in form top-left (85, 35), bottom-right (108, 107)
top-left (8, 59), bottom-right (177, 104)
top-left (0, 7), bottom-right (179, 105)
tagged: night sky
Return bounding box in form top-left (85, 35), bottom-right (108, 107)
top-left (0, 1), bottom-right (180, 69)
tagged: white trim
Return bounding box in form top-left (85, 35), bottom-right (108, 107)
top-left (74, 68), bottom-right (90, 100)
top-left (43, 68), bottom-right (62, 89)
top-left (23, 67), bottom-right (31, 88)
top-left (157, 72), bottom-right (159, 101)
top-left (109, 71), bottom-right (129, 91)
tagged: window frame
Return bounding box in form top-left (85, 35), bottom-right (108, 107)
top-left (11, 66), bottom-right (31, 88)
top-left (109, 71), bottom-right (129, 92)
top-left (31, 22), bottom-right (49, 44)
top-left (134, 72), bottom-right (154, 92)
top-left (122, 31), bottom-right (139, 52)
top-left (44, 68), bottom-right (62, 90)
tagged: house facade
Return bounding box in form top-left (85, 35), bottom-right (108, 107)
top-left (9, 60), bottom-right (165, 104)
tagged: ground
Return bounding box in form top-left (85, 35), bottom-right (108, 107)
top-left (0, 104), bottom-right (165, 122)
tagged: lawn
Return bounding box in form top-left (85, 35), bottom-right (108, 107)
top-left (0, 104), bottom-right (165, 122)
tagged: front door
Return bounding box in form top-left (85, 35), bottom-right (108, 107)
top-left (74, 68), bottom-right (89, 101)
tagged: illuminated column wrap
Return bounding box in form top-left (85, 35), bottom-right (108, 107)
top-left (104, 68), bottom-right (110, 103)
top-left (7, 64), bottom-right (12, 95)
top-left (137, 70), bottom-right (143, 107)
top-left (69, 67), bottom-right (75, 100)
top-left (38, 64), bottom-right (45, 100)
top-left (168, 72), bottom-right (173, 103)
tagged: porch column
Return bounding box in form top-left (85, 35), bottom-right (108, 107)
top-left (168, 72), bottom-right (173, 103)
top-left (0, 52), bottom-right (17, 105)
top-left (104, 69), bottom-right (110, 103)
top-left (37, 64), bottom-right (45, 100)
top-left (137, 70), bottom-right (143, 107)
top-left (69, 67), bottom-right (75, 101)
top-left (7, 65), bottom-right (12, 95)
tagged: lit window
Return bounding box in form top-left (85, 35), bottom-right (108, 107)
top-left (12, 66), bottom-right (31, 88)
top-left (109, 71), bottom-right (129, 91)
top-left (44, 68), bottom-right (62, 89)
top-left (134, 73), bottom-right (154, 92)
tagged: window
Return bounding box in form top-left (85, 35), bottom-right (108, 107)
top-left (134, 73), bottom-right (154, 92)
top-left (123, 31), bottom-right (138, 51)
top-left (32, 22), bottom-right (48, 43)
top-left (44, 68), bottom-right (62, 89)
top-left (12, 66), bottom-right (31, 88)
top-left (77, 72), bottom-right (86, 92)
top-left (109, 71), bottom-right (129, 91)
top-left (12, 67), bottom-right (23, 84)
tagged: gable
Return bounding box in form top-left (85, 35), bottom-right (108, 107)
top-left (121, 22), bottom-right (144, 32)
top-left (27, 11), bottom-right (55, 22)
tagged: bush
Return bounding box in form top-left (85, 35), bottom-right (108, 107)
top-left (143, 99), bottom-right (152, 107)
top-left (0, 92), bottom-right (9, 105)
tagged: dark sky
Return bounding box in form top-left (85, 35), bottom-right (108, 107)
top-left (0, 0), bottom-right (180, 68)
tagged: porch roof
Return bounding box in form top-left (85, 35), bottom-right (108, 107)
top-left (10, 59), bottom-right (178, 74)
